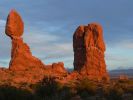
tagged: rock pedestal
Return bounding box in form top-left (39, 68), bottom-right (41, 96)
top-left (9, 37), bottom-right (44, 71)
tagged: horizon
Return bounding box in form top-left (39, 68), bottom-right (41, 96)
top-left (0, 0), bottom-right (133, 70)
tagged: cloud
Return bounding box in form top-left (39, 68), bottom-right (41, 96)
top-left (0, 16), bottom-right (10, 67)
top-left (0, 18), bottom-right (74, 67)
top-left (116, 40), bottom-right (133, 49)
top-left (0, 59), bottom-right (10, 67)
top-left (0, 19), bottom-right (11, 67)
top-left (0, 19), bottom-right (6, 27)
top-left (105, 39), bottom-right (133, 70)
top-left (24, 31), bottom-right (60, 44)
top-left (23, 28), bottom-right (73, 67)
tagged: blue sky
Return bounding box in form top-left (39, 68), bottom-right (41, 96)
top-left (0, 0), bottom-right (133, 70)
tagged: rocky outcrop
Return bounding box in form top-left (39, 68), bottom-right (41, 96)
top-left (73, 23), bottom-right (109, 80)
top-left (51, 62), bottom-right (67, 74)
top-left (5, 10), bottom-right (45, 71)
top-left (45, 62), bottom-right (68, 78)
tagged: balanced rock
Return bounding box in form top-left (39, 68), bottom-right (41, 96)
top-left (5, 10), bottom-right (45, 71)
top-left (5, 9), bottom-right (24, 38)
top-left (73, 23), bottom-right (109, 80)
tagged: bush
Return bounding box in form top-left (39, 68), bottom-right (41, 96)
top-left (0, 85), bottom-right (36, 100)
top-left (117, 79), bottom-right (133, 94)
top-left (35, 76), bottom-right (73, 100)
top-left (105, 85), bottom-right (124, 100)
top-left (76, 78), bottom-right (97, 99)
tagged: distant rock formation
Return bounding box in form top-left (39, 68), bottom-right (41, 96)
top-left (5, 10), bottom-right (45, 71)
top-left (73, 23), bottom-right (109, 80)
top-left (45, 62), bottom-right (68, 77)
top-left (51, 62), bottom-right (67, 74)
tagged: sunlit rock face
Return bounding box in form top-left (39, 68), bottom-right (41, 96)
top-left (5, 10), bottom-right (45, 71)
top-left (2, 9), bottom-right (109, 85)
top-left (73, 23), bottom-right (109, 80)
top-left (45, 62), bottom-right (68, 77)
top-left (5, 10), bottom-right (24, 38)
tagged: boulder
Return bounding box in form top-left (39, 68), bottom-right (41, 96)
top-left (5, 9), bottom-right (24, 38)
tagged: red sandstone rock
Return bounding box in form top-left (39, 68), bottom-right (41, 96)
top-left (1, 10), bottom-right (110, 87)
top-left (45, 62), bottom-right (68, 77)
top-left (5, 9), bottom-right (24, 38)
top-left (73, 23), bottom-right (109, 80)
top-left (1, 10), bottom-right (69, 85)
top-left (52, 62), bottom-right (67, 74)
top-left (9, 37), bottom-right (45, 71)
top-left (5, 10), bottom-right (45, 71)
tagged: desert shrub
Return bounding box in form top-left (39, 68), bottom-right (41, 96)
top-left (115, 80), bottom-right (133, 94)
top-left (125, 87), bottom-right (133, 94)
top-left (105, 85), bottom-right (124, 100)
top-left (118, 79), bottom-right (128, 83)
top-left (57, 86), bottom-right (74, 100)
top-left (0, 85), bottom-right (36, 100)
top-left (76, 78), bottom-right (97, 99)
top-left (35, 76), bottom-right (73, 100)
top-left (102, 86), bottom-right (109, 96)
top-left (35, 76), bottom-right (58, 97)
top-left (102, 76), bottom-right (109, 83)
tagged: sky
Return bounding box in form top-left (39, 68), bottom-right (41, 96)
top-left (0, 0), bottom-right (133, 70)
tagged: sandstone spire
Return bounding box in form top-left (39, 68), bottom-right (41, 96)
top-left (5, 10), bottom-right (45, 71)
top-left (73, 23), bottom-right (109, 80)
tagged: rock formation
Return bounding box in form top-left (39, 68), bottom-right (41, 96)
top-left (5, 10), bottom-right (45, 71)
top-left (0, 9), bottom-right (110, 87)
top-left (73, 23), bottom-right (109, 80)
top-left (45, 62), bottom-right (68, 78)
top-left (51, 62), bottom-right (67, 74)
top-left (0, 10), bottom-right (68, 86)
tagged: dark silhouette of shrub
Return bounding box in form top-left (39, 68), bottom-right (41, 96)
top-left (0, 77), bottom-right (132, 100)
top-left (76, 78), bottom-right (97, 99)
top-left (0, 85), bottom-right (36, 100)
top-left (35, 76), bottom-right (73, 100)
top-left (105, 84), bottom-right (124, 100)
